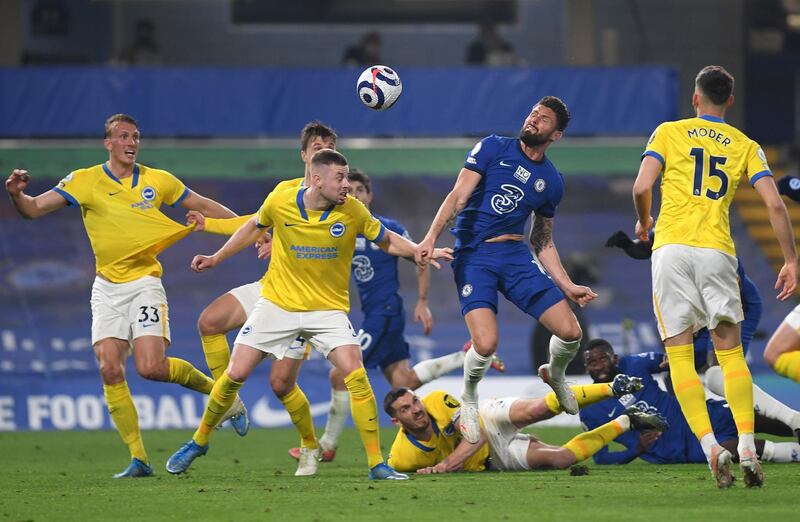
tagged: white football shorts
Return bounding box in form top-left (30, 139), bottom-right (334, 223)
top-left (228, 282), bottom-right (308, 360)
top-left (480, 398), bottom-right (530, 471)
top-left (781, 303), bottom-right (800, 331)
top-left (90, 275), bottom-right (170, 347)
top-left (651, 244), bottom-right (743, 340)
top-left (234, 297), bottom-right (358, 360)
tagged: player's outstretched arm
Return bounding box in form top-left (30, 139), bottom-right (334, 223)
top-left (379, 230), bottom-right (453, 269)
top-left (415, 168), bottom-right (481, 267)
top-left (417, 430), bottom-right (488, 474)
top-left (632, 156), bottom-right (661, 241)
top-left (191, 215), bottom-right (261, 272)
top-left (754, 176), bottom-right (798, 300)
top-left (5, 169), bottom-right (68, 219)
top-left (180, 190), bottom-right (237, 219)
top-left (530, 213), bottom-right (597, 307)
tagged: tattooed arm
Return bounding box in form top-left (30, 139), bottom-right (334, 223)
top-left (530, 212), bottom-right (597, 307)
top-left (415, 168), bottom-right (482, 266)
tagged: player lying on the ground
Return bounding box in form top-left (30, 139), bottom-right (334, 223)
top-left (288, 169), bottom-right (504, 467)
top-left (581, 339), bottom-right (800, 465)
top-left (382, 375), bottom-right (664, 474)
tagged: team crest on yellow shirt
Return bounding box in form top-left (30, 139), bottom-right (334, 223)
top-left (329, 222), bottom-right (346, 237)
top-left (141, 186), bottom-right (156, 201)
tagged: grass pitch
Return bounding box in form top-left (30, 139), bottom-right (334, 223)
top-left (1, 427), bottom-right (795, 521)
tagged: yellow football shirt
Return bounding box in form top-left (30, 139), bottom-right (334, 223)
top-left (256, 186), bottom-right (385, 312)
top-left (387, 391), bottom-right (489, 473)
top-left (53, 163), bottom-right (192, 283)
top-left (644, 115), bottom-right (771, 256)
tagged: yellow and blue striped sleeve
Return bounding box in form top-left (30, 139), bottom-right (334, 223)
top-left (642, 122), bottom-right (668, 167)
top-left (256, 194), bottom-right (275, 229)
top-left (746, 142), bottom-right (772, 186)
top-left (53, 169), bottom-right (92, 207)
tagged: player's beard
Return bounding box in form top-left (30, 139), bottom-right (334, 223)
top-left (519, 128), bottom-right (552, 147)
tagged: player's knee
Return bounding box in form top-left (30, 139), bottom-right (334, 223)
top-left (135, 358), bottom-right (166, 381)
top-left (471, 332), bottom-right (498, 355)
top-left (97, 361), bottom-right (124, 384)
top-left (558, 323), bottom-right (582, 343)
top-left (762, 343), bottom-right (779, 368)
top-left (197, 306), bottom-right (225, 336)
top-left (270, 374), bottom-right (294, 398)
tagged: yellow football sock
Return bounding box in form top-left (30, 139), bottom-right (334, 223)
top-left (564, 418), bottom-right (626, 461)
top-left (344, 367), bottom-right (383, 468)
top-left (193, 372), bottom-right (242, 446)
top-left (201, 334), bottom-right (230, 381)
top-left (715, 345), bottom-right (755, 434)
top-left (545, 383), bottom-right (612, 414)
top-left (279, 385), bottom-right (318, 449)
top-left (103, 381), bottom-right (147, 463)
top-left (168, 357), bottom-right (214, 394)
top-left (774, 351), bottom-right (800, 383)
top-left (666, 344), bottom-right (713, 440)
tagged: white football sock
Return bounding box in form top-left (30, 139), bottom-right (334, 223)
top-left (761, 440), bottom-right (800, 463)
top-left (705, 365), bottom-right (725, 396)
top-left (700, 433), bottom-right (720, 461)
top-left (462, 347), bottom-right (491, 404)
top-left (318, 389), bottom-right (350, 452)
top-left (412, 351), bottom-right (466, 385)
top-left (548, 335), bottom-right (582, 380)
top-left (738, 432), bottom-right (756, 456)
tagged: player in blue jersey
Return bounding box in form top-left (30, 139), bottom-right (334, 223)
top-left (288, 169), bottom-right (504, 462)
top-left (580, 339), bottom-right (800, 465)
top-left (605, 230), bottom-right (800, 433)
top-left (415, 96), bottom-right (597, 443)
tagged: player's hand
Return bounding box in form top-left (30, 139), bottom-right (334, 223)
top-left (5, 169), bottom-right (31, 196)
top-left (414, 236), bottom-right (436, 268)
top-left (255, 231), bottom-right (272, 260)
top-left (414, 299), bottom-right (433, 335)
top-left (191, 254), bottom-right (218, 272)
top-left (636, 431), bottom-right (660, 454)
top-left (775, 261), bottom-right (797, 301)
top-left (658, 353), bottom-right (669, 370)
top-left (417, 462), bottom-right (449, 474)
top-left (185, 210), bottom-right (206, 231)
top-left (427, 247), bottom-right (454, 270)
top-left (634, 216), bottom-right (654, 242)
top-left (564, 284), bottom-right (598, 308)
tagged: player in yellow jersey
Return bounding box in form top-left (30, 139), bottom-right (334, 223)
top-left (633, 66), bottom-right (797, 488)
top-left (4, 114), bottom-right (249, 478)
top-left (166, 149), bottom-right (453, 480)
top-left (186, 121), bottom-right (338, 476)
top-left (382, 374), bottom-right (664, 474)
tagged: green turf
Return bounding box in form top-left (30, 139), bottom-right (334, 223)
top-left (0, 427), bottom-right (794, 521)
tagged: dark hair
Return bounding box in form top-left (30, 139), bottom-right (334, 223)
top-left (310, 149), bottom-right (348, 170)
top-left (537, 96), bottom-right (570, 132)
top-left (383, 387), bottom-right (413, 417)
top-left (584, 338), bottom-right (615, 355)
top-left (695, 66), bottom-right (734, 106)
top-left (348, 168), bottom-right (371, 193)
top-left (300, 121), bottom-right (337, 151)
top-left (104, 114), bottom-right (139, 138)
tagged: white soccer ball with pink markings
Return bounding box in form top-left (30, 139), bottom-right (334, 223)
top-left (356, 65), bottom-right (402, 111)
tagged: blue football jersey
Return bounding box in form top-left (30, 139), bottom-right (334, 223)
top-left (452, 135), bottom-right (565, 251)
top-left (580, 353), bottom-right (701, 464)
top-left (352, 215), bottom-right (409, 317)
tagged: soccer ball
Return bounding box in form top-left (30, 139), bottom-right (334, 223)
top-left (356, 65), bottom-right (402, 111)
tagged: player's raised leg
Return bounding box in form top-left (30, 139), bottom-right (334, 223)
top-left (197, 292), bottom-right (248, 380)
top-left (537, 300), bottom-right (583, 415)
top-left (765, 309), bottom-right (800, 385)
top-left (166, 342), bottom-right (265, 474)
top-left (95, 338), bottom-right (153, 478)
